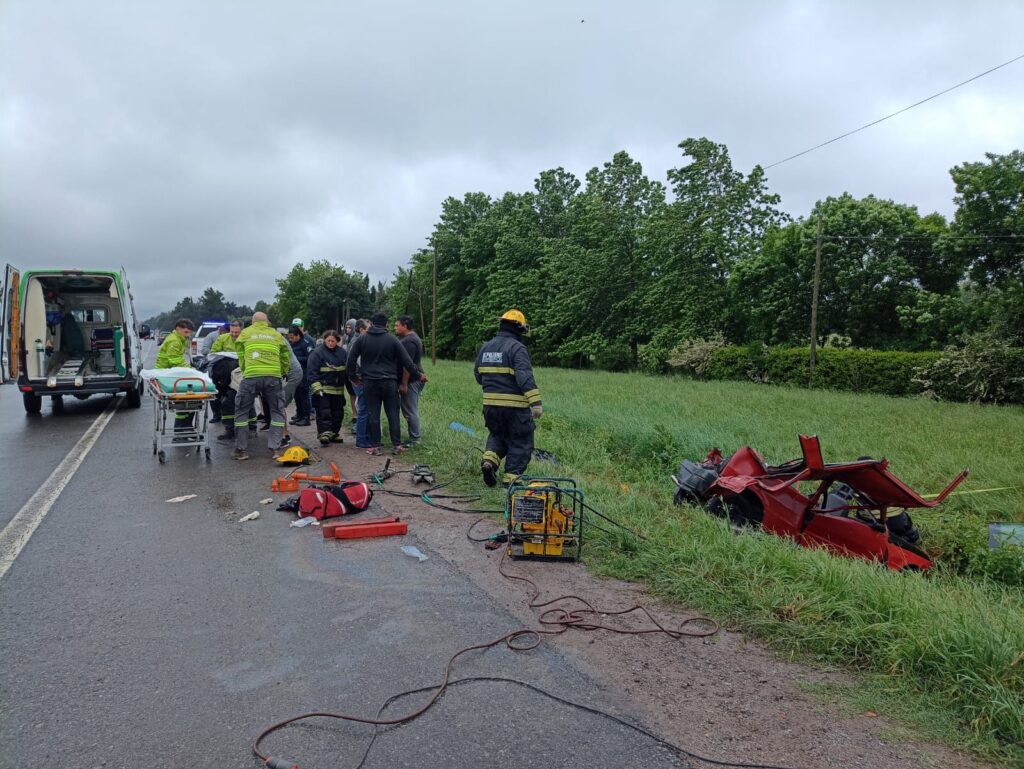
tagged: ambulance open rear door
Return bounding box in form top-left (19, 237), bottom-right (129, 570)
top-left (1, 264), bottom-right (20, 383)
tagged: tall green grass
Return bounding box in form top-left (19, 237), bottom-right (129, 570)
top-left (410, 361), bottom-right (1024, 761)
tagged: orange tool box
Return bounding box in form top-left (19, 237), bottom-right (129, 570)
top-left (321, 515), bottom-right (400, 538)
top-left (271, 477), bottom-right (300, 492)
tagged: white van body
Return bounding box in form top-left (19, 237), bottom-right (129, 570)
top-left (12, 267), bottom-right (144, 413)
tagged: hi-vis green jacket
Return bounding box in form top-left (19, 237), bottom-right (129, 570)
top-left (473, 330), bottom-right (541, 409)
top-left (155, 330), bottom-right (188, 369)
top-left (235, 321), bottom-right (290, 379)
top-left (209, 333), bottom-right (236, 354)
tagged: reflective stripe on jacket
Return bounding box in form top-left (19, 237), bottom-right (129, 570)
top-left (473, 330), bottom-right (541, 408)
top-left (307, 344), bottom-right (348, 395)
top-left (155, 330), bottom-right (188, 369)
top-left (236, 322), bottom-right (290, 379)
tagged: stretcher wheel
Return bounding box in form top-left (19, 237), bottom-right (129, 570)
top-left (204, 448), bottom-right (211, 460)
top-left (152, 440), bottom-right (157, 455)
top-left (158, 450), bottom-right (166, 464)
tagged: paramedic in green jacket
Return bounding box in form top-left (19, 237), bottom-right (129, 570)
top-left (155, 318), bottom-right (193, 369)
top-left (155, 319), bottom-right (195, 432)
top-left (232, 312), bottom-right (291, 460)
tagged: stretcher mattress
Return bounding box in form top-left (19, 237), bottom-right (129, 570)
top-left (141, 367), bottom-right (216, 395)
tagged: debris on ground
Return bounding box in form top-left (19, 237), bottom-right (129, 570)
top-left (165, 494), bottom-right (198, 503)
top-left (238, 511), bottom-right (260, 523)
top-left (400, 545), bottom-right (428, 561)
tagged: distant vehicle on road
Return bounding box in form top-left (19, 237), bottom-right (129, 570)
top-left (7, 266), bottom-right (144, 414)
top-left (191, 320), bottom-right (226, 358)
top-left (140, 324), bottom-right (152, 339)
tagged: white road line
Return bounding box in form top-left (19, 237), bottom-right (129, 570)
top-left (0, 399), bottom-right (119, 582)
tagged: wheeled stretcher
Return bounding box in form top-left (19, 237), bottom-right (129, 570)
top-left (148, 374), bottom-right (217, 463)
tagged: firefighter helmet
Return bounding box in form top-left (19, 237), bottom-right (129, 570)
top-left (275, 446), bottom-right (311, 465)
top-left (500, 309), bottom-right (529, 334)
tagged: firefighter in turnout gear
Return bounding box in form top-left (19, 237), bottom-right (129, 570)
top-left (307, 329), bottom-right (348, 445)
top-left (474, 309), bottom-right (542, 486)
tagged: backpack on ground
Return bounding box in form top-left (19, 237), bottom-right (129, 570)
top-left (297, 481), bottom-right (374, 520)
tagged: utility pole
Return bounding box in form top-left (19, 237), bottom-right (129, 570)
top-left (417, 290), bottom-right (426, 348)
top-left (809, 215), bottom-right (824, 386)
top-left (431, 244), bottom-right (437, 366)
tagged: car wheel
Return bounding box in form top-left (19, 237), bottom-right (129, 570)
top-left (23, 392), bottom-right (42, 414)
top-left (708, 491), bottom-right (763, 527)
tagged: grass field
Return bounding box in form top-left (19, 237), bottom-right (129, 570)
top-left (406, 360), bottom-right (1024, 763)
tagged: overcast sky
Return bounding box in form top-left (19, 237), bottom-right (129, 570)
top-left (2, 1), bottom-right (1022, 319)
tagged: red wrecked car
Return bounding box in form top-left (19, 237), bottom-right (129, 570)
top-left (673, 435), bottom-right (968, 571)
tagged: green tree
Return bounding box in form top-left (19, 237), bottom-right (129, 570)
top-left (950, 150), bottom-right (1024, 286)
top-left (429, 192), bottom-right (494, 357)
top-left (273, 260), bottom-right (373, 334)
top-left (543, 152), bottom-right (665, 368)
top-left (640, 138), bottom-right (787, 367)
top-left (731, 196), bottom-right (956, 350)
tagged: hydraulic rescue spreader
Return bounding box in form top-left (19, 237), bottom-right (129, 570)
top-left (505, 477), bottom-right (583, 561)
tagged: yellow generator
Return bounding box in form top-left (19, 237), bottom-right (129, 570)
top-left (506, 477), bottom-right (583, 561)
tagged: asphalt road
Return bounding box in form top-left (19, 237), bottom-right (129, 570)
top-left (0, 340), bottom-right (687, 769)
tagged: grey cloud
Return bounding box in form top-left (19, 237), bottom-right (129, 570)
top-left (2, 0), bottom-right (1022, 318)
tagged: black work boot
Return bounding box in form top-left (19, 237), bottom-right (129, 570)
top-left (481, 460), bottom-right (498, 488)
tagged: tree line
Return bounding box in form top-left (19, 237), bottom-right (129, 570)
top-left (143, 263), bottom-right (388, 334)
top-left (147, 138), bottom-right (1022, 373)
top-left (387, 138), bottom-right (1023, 371)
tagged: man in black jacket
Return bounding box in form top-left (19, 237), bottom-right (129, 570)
top-left (286, 325), bottom-right (314, 426)
top-left (347, 313), bottom-right (426, 455)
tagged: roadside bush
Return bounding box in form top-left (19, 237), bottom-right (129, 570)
top-left (660, 335), bottom-right (1024, 403)
top-left (680, 346), bottom-right (942, 397)
top-left (914, 331), bottom-right (1024, 404)
top-left (665, 334), bottom-right (727, 376)
top-left (636, 326), bottom-right (676, 374)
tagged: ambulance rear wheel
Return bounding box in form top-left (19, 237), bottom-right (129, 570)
top-left (23, 392), bottom-right (42, 414)
top-left (125, 383), bottom-right (142, 409)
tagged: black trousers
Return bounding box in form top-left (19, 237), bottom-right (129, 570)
top-left (482, 406), bottom-right (535, 475)
top-left (363, 378), bottom-right (401, 448)
top-left (313, 392), bottom-right (345, 436)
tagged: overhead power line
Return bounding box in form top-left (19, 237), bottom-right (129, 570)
top-left (765, 52), bottom-right (1024, 170)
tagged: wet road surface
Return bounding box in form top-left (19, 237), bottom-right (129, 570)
top-left (0, 341), bottom-right (687, 769)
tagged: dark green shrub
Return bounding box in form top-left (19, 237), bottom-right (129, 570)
top-left (699, 346), bottom-right (942, 397)
top-left (914, 331), bottom-right (1024, 404)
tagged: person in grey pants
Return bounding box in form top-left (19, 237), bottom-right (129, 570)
top-left (232, 312), bottom-right (291, 459)
top-left (395, 315), bottom-right (425, 444)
